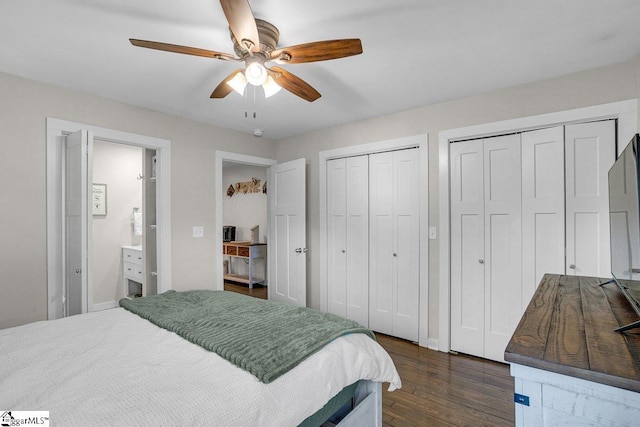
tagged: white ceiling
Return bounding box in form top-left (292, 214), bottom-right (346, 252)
top-left (1, 0), bottom-right (639, 139)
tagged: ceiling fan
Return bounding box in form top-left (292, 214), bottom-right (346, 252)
top-left (129, 0), bottom-right (363, 102)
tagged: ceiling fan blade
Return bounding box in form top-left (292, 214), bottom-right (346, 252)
top-left (268, 66), bottom-right (321, 102)
top-left (219, 0), bottom-right (260, 54)
top-left (210, 69), bottom-right (245, 98)
top-left (270, 39), bottom-right (362, 64)
top-left (129, 39), bottom-right (239, 61)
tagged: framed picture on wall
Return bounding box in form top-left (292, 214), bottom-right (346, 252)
top-left (92, 183), bottom-right (107, 216)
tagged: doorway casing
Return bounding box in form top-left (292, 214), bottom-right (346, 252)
top-left (46, 118), bottom-right (172, 319)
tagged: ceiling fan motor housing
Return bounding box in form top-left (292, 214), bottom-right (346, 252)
top-left (232, 18), bottom-right (280, 58)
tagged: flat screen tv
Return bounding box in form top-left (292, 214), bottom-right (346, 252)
top-left (608, 133), bottom-right (640, 332)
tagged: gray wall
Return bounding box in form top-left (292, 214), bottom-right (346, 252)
top-left (275, 58), bottom-right (640, 344)
top-left (0, 71), bottom-right (276, 329)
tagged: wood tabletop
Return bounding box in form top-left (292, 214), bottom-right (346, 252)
top-left (505, 274), bottom-right (640, 392)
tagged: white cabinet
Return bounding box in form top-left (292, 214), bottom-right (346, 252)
top-left (326, 148), bottom-right (420, 342)
top-left (122, 245), bottom-right (144, 298)
top-left (450, 121), bottom-right (615, 362)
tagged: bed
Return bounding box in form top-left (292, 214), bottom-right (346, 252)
top-left (0, 290), bottom-right (401, 426)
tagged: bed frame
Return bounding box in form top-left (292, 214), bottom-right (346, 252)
top-left (335, 380), bottom-right (382, 427)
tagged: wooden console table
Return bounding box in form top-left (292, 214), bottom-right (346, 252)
top-left (223, 242), bottom-right (266, 288)
top-left (505, 274), bottom-right (640, 426)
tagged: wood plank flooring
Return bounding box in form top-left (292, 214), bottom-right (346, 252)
top-left (223, 285), bottom-right (515, 426)
top-left (376, 334), bottom-right (515, 426)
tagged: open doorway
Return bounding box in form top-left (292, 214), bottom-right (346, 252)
top-left (46, 118), bottom-right (172, 320)
top-left (215, 151), bottom-right (276, 300)
top-left (221, 161), bottom-right (268, 299)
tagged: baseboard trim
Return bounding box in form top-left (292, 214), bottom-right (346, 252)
top-left (92, 301), bottom-right (119, 312)
top-left (427, 338), bottom-right (439, 351)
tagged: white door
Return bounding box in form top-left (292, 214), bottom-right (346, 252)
top-left (450, 134), bottom-right (522, 361)
top-left (327, 156), bottom-right (369, 326)
top-left (565, 121), bottom-right (615, 277)
top-left (521, 126), bottom-right (566, 305)
top-left (482, 134), bottom-right (522, 362)
top-left (65, 129), bottom-right (93, 316)
top-left (450, 139), bottom-right (485, 356)
top-left (369, 149), bottom-right (419, 341)
top-left (268, 158), bottom-right (306, 306)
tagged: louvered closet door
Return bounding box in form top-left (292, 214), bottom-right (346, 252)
top-left (327, 156), bottom-right (369, 326)
top-left (521, 126), bottom-right (566, 306)
top-left (369, 149), bottom-right (419, 341)
top-left (565, 121), bottom-right (615, 278)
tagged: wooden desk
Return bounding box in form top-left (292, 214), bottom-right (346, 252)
top-left (505, 274), bottom-right (640, 426)
top-left (223, 242), bottom-right (267, 288)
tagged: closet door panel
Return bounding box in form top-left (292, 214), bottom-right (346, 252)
top-left (327, 159), bottom-right (347, 317)
top-left (450, 140), bottom-right (485, 356)
top-left (565, 121), bottom-right (615, 277)
top-left (521, 126), bottom-right (565, 306)
top-left (345, 156), bottom-right (369, 326)
top-left (392, 149), bottom-right (420, 341)
top-left (483, 134), bottom-right (522, 362)
top-left (369, 153), bottom-right (394, 335)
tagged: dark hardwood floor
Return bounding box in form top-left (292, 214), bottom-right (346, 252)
top-left (223, 281), bottom-right (268, 299)
top-left (223, 284), bottom-right (514, 426)
top-left (377, 334), bottom-right (515, 426)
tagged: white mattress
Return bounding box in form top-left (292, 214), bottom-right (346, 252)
top-left (0, 308), bottom-right (401, 426)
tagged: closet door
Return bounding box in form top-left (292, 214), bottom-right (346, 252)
top-left (482, 134), bottom-right (522, 362)
top-left (565, 121), bottom-right (616, 278)
top-left (369, 149), bottom-right (419, 341)
top-left (450, 134), bottom-right (521, 361)
top-left (521, 126), bottom-right (565, 306)
top-left (450, 140), bottom-right (485, 356)
top-left (327, 156), bottom-right (369, 326)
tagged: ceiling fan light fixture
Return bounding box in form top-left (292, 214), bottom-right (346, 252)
top-left (245, 62), bottom-right (268, 86)
top-left (262, 75), bottom-right (282, 98)
top-left (227, 71), bottom-right (248, 95)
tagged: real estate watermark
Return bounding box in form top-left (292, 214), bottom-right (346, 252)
top-left (1, 411), bottom-right (49, 426)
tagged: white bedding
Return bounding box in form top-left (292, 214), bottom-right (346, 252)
top-left (0, 308), bottom-right (401, 426)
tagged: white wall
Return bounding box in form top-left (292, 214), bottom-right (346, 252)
top-left (0, 70), bottom-right (276, 329)
top-left (92, 141), bottom-right (143, 305)
top-left (274, 58), bottom-right (640, 345)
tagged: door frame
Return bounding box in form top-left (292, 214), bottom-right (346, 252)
top-left (214, 151), bottom-right (277, 290)
top-left (318, 134), bottom-right (430, 347)
top-left (46, 118), bottom-right (172, 319)
top-left (438, 99), bottom-right (638, 354)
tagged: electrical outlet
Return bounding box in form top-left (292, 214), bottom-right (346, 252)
top-left (193, 226), bottom-right (204, 238)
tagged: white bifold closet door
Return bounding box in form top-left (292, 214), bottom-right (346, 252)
top-left (450, 134), bottom-right (522, 361)
top-left (450, 121), bottom-right (615, 362)
top-left (369, 149), bottom-right (420, 342)
top-left (326, 156), bottom-right (369, 327)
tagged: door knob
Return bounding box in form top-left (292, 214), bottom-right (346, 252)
top-left (393, 253), bottom-right (397, 257)
top-left (75, 268), bottom-right (81, 273)
top-left (341, 249), bottom-right (346, 253)
top-left (478, 259), bottom-right (484, 264)
top-left (295, 248), bottom-right (308, 254)
top-left (569, 264), bottom-right (576, 269)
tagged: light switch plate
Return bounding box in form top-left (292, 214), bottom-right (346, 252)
top-left (193, 226), bottom-right (204, 238)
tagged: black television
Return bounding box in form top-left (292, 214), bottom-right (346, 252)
top-left (607, 133), bottom-right (640, 332)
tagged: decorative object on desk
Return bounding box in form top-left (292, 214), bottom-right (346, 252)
top-left (227, 184), bottom-right (235, 197)
top-left (92, 183), bottom-right (107, 216)
top-left (251, 225), bottom-right (259, 244)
